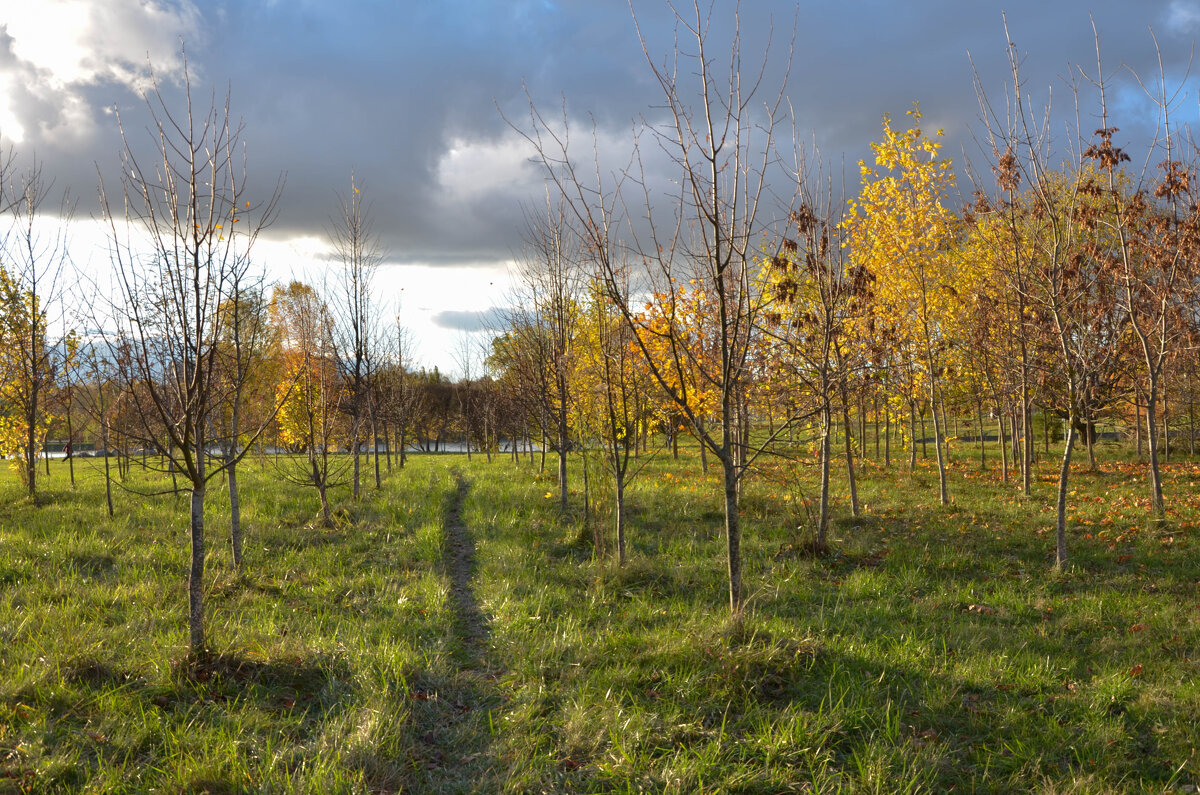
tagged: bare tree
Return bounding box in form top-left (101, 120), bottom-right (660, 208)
top-left (513, 197), bottom-right (581, 512)
top-left (330, 174), bottom-right (382, 498)
top-left (1081, 36), bottom-right (1200, 518)
top-left (97, 58), bottom-right (282, 653)
top-left (516, 1), bottom-right (793, 613)
top-left (973, 19), bottom-right (1128, 567)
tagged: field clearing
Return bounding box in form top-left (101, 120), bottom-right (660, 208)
top-left (0, 442), bottom-right (1198, 792)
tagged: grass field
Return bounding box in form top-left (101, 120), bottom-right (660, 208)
top-left (0, 439), bottom-right (1198, 792)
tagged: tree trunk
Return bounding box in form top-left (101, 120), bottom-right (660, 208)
top-left (842, 394), bottom-right (860, 518)
top-left (1145, 380), bottom-right (1165, 517)
top-left (884, 398), bottom-right (891, 467)
top-left (1012, 413), bottom-right (1022, 486)
top-left (939, 397), bottom-right (951, 462)
top-left (1163, 390), bottom-right (1171, 463)
top-left (919, 409), bottom-right (927, 459)
top-left (928, 379), bottom-right (948, 506)
top-left (1084, 407), bottom-right (1096, 472)
top-left (24, 386), bottom-right (37, 498)
top-left (873, 393), bottom-right (880, 460)
top-left (974, 397), bottom-right (985, 471)
top-left (1021, 371), bottom-right (1032, 495)
top-left (999, 405), bottom-right (1009, 483)
top-left (383, 420), bottom-right (392, 471)
top-left (1055, 422), bottom-right (1076, 569)
top-left (351, 416), bottom-right (362, 499)
top-left (615, 473), bottom-right (626, 566)
top-left (558, 407), bottom-right (569, 514)
top-left (188, 479), bottom-right (206, 653)
top-left (229, 397), bottom-right (243, 569)
top-left (721, 453), bottom-right (742, 615)
top-left (228, 457), bottom-right (242, 569)
top-left (372, 406), bottom-right (382, 489)
top-left (817, 403), bottom-right (832, 550)
top-left (1135, 389), bottom-right (1144, 459)
top-left (908, 400), bottom-right (917, 473)
top-left (313, 453), bottom-right (333, 528)
top-left (66, 402), bottom-right (75, 489)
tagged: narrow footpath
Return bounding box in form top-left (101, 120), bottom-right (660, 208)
top-left (444, 473), bottom-right (490, 667)
top-left (402, 471), bottom-right (506, 793)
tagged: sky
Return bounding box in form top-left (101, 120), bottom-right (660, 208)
top-left (1, 0), bottom-right (1199, 374)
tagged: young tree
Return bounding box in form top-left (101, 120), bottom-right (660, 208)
top-left (843, 106), bottom-right (959, 507)
top-left (514, 198), bottom-right (581, 513)
top-left (518, 1), bottom-right (793, 614)
top-left (0, 164), bottom-right (72, 499)
top-left (1080, 48), bottom-right (1200, 517)
top-left (214, 278), bottom-right (278, 567)
top-left (573, 270), bottom-right (655, 564)
top-left (974, 26), bottom-right (1126, 567)
top-left (330, 175), bottom-right (382, 498)
top-left (762, 196), bottom-right (870, 548)
top-left (98, 62), bottom-right (282, 653)
top-left (272, 284), bottom-right (348, 528)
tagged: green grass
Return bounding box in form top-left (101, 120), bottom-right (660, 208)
top-left (1, 439), bottom-right (1199, 792)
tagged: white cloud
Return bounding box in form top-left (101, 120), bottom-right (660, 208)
top-left (0, 0), bottom-right (200, 145)
top-left (436, 135), bottom-right (538, 199)
top-left (1166, 0), bottom-right (1200, 31)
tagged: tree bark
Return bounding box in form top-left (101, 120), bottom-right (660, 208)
top-left (1055, 422), bottom-right (1076, 568)
top-left (976, 396), bottom-right (986, 471)
top-left (842, 391), bottom-right (860, 517)
top-left (351, 415), bottom-right (361, 499)
top-left (189, 480), bottom-right (206, 653)
top-left (998, 405), bottom-right (1009, 483)
top-left (721, 453), bottom-right (742, 614)
top-left (817, 403), bottom-right (832, 550)
top-left (884, 397), bottom-right (891, 467)
top-left (1145, 379), bottom-right (1165, 516)
top-left (908, 400), bottom-right (917, 473)
top-left (615, 473), bottom-right (626, 566)
top-left (228, 458), bottom-right (242, 568)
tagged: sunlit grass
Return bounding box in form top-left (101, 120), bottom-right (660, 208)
top-left (0, 437), bottom-right (1198, 791)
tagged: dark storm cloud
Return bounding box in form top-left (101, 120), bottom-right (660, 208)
top-left (5, 0), bottom-right (1199, 265)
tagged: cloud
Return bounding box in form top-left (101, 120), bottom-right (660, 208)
top-left (0, 0), bottom-right (199, 144)
top-left (3, 0), bottom-right (1198, 370)
top-left (1166, 0), bottom-right (1200, 31)
top-left (430, 309), bottom-right (503, 333)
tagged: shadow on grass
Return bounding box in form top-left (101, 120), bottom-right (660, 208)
top-left (552, 621), bottom-right (1178, 792)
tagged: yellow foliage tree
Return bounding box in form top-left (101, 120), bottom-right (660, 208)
top-left (843, 105), bottom-right (960, 505)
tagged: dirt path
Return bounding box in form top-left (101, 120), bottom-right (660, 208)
top-left (394, 470), bottom-right (505, 792)
top-left (443, 472), bottom-right (490, 668)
